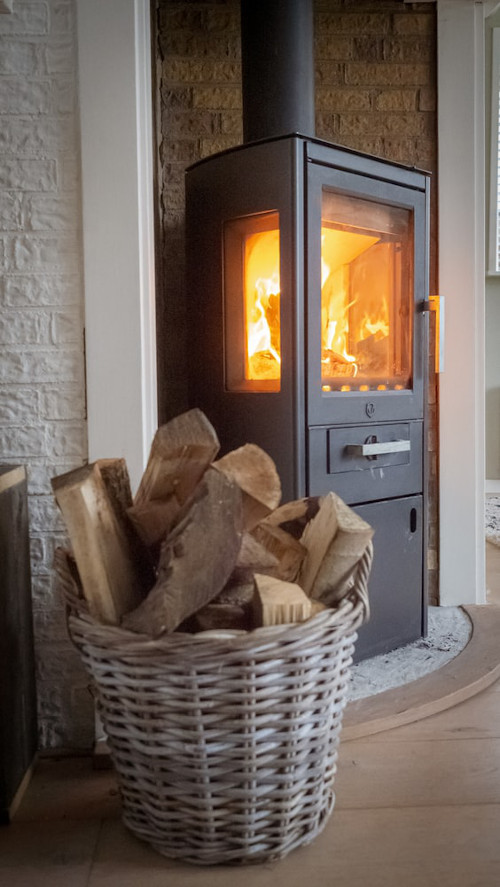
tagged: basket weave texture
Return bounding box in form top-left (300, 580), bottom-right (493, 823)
top-left (56, 544), bottom-right (372, 866)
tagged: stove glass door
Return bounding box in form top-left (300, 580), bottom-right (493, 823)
top-left (320, 190), bottom-right (413, 394)
top-left (223, 211), bottom-right (281, 393)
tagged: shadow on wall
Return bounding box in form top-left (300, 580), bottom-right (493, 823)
top-left (486, 387), bottom-right (500, 479)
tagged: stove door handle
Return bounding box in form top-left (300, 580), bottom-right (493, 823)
top-left (346, 439), bottom-right (411, 457)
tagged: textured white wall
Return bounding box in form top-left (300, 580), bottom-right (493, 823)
top-left (0, 0), bottom-right (93, 748)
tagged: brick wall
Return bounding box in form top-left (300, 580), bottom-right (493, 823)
top-left (155, 0), bottom-right (439, 604)
top-left (0, 0), bottom-right (92, 748)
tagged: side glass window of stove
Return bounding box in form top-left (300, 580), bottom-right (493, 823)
top-left (320, 190), bottom-right (413, 394)
top-left (224, 212), bottom-right (281, 392)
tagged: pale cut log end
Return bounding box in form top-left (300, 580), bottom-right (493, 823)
top-left (213, 443), bottom-right (282, 513)
top-left (253, 573), bottom-right (312, 627)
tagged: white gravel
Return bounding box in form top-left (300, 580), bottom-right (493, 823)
top-left (348, 606), bottom-right (472, 701)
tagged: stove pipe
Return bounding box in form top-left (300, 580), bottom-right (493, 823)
top-left (240, 0), bottom-right (315, 144)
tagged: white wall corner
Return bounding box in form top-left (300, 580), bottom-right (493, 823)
top-left (76, 0), bottom-right (157, 493)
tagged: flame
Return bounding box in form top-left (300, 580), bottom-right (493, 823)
top-left (244, 228), bottom-right (281, 381)
top-left (248, 274), bottom-right (281, 365)
top-left (321, 249), bottom-right (358, 375)
top-left (320, 226), bottom-right (400, 389)
top-left (359, 302), bottom-right (390, 341)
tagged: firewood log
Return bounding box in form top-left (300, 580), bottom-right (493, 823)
top-left (298, 492), bottom-right (373, 601)
top-left (212, 443), bottom-right (281, 530)
top-left (253, 574), bottom-right (312, 626)
top-left (97, 458), bottom-right (155, 588)
top-left (259, 496), bottom-right (321, 540)
top-left (251, 522), bottom-right (307, 582)
top-left (51, 462), bottom-right (150, 625)
top-left (128, 408), bottom-right (220, 547)
top-left (235, 532), bottom-right (279, 572)
top-left (122, 467), bottom-right (243, 636)
top-left (216, 578), bottom-right (255, 608)
top-left (194, 601), bottom-right (251, 633)
top-left (127, 499), bottom-right (179, 550)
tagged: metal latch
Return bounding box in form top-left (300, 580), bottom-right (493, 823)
top-left (420, 296), bottom-right (445, 373)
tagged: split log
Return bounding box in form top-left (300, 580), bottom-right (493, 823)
top-left (297, 494), bottom-right (339, 597)
top-left (251, 522), bottom-right (307, 583)
top-left (127, 499), bottom-right (179, 550)
top-left (216, 578), bottom-right (255, 609)
top-left (194, 562), bottom-right (260, 632)
top-left (235, 532), bottom-right (279, 573)
top-left (310, 600), bottom-right (328, 618)
top-left (212, 443), bottom-right (281, 530)
top-left (128, 408), bottom-right (220, 547)
top-left (259, 496), bottom-right (321, 540)
top-left (122, 467), bottom-right (243, 636)
top-left (253, 574), bottom-right (312, 627)
top-left (97, 458), bottom-right (155, 588)
top-left (298, 492), bottom-right (373, 601)
top-left (51, 462), bottom-right (150, 625)
top-left (195, 601), bottom-right (251, 633)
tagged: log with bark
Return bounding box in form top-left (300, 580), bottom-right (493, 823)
top-left (128, 408), bottom-right (220, 547)
top-left (299, 491), bottom-right (374, 603)
top-left (122, 467), bottom-right (243, 636)
top-left (259, 496), bottom-right (321, 540)
top-left (212, 443), bottom-right (281, 530)
top-left (251, 522), bottom-right (307, 583)
top-left (51, 460), bottom-right (152, 624)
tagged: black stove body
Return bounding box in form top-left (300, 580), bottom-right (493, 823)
top-left (185, 133), bottom-right (430, 660)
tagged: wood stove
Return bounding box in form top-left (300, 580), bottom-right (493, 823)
top-left (185, 1), bottom-right (430, 661)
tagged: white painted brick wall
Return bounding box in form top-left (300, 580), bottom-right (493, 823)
top-left (0, 0), bottom-right (92, 750)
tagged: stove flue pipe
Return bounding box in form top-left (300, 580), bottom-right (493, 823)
top-left (240, 0), bottom-right (315, 144)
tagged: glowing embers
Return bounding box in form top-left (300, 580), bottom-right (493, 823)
top-left (245, 228), bottom-right (280, 382)
top-left (224, 212), bottom-right (281, 393)
top-left (320, 195), bottom-right (413, 393)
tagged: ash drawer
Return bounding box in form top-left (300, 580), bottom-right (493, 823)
top-left (307, 421), bottom-right (423, 504)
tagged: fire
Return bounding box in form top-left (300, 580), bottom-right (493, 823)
top-left (244, 227), bottom-right (281, 382)
top-left (247, 274), bottom-right (281, 364)
top-left (320, 225), bottom-right (402, 390)
top-left (321, 236), bottom-right (358, 376)
top-left (322, 317), bottom-right (358, 375)
top-left (358, 304), bottom-right (390, 341)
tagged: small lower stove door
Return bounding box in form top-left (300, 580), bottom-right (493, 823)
top-left (352, 495), bottom-right (425, 661)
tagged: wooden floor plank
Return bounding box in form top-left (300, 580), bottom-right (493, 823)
top-left (343, 603), bottom-right (500, 739)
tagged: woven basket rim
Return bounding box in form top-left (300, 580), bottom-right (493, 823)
top-left (67, 595), bottom-right (364, 658)
top-left (56, 542), bottom-right (372, 658)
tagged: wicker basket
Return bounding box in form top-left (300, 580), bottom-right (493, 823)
top-left (56, 544), bottom-right (372, 866)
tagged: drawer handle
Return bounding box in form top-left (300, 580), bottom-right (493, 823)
top-left (346, 439), bottom-right (411, 457)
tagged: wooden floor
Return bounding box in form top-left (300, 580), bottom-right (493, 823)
top-left (2, 545), bottom-right (500, 886)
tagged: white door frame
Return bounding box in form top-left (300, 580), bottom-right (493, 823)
top-left (76, 0), bottom-right (157, 493)
top-left (437, 0), bottom-right (486, 605)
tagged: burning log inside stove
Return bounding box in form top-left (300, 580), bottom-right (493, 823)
top-left (355, 331), bottom-right (389, 375)
top-left (322, 349), bottom-right (358, 378)
top-left (52, 410), bottom-right (373, 637)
